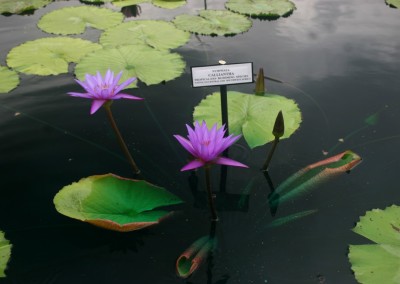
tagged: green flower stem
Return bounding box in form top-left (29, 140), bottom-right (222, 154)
top-left (205, 166), bottom-right (218, 221)
top-left (104, 102), bottom-right (141, 175)
top-left (262, 137), bottom-right (279, 172)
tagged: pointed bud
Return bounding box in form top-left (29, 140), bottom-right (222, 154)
top-left (273, 111), bottom-right (285, 138)
top-left (255, 68), bottom-right (265, 96)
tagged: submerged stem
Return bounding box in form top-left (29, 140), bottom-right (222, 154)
top-left (205, 166), bottom-right (218, 221)
top-left (104, 102), bottom-right (141, 175)
top-left (262, 137), bottom-right (279, 172)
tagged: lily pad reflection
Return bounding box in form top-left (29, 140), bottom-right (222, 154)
top-left (54, 174), bottom-right (183, 232)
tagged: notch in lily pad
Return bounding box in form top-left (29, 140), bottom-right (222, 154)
top-left (54, 174), bottom-right (183, 232)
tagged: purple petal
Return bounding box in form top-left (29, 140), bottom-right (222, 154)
top-left (181, 160), bottom-right (205, 171)
top-left (113, 71), bottom-right (123, 86)
top-left (90, 100), bottom-right (106, 115)
top-left (174, 135), bottom-right (197, 157)
top-left (114, 77), bottom-right (137, 93)
top-left (213, 157), bottom-right (248, 168)
top-left (112, 93), bottom-right (143, 100)
top-left (67, 92), bottom-right (93, 98)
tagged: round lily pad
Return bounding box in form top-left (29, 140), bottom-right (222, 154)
top-left (54, 174), bottom-right (183, 232)
top-left (0, 0), bottom-right (52, 14)
top-left (0, 231), bottom-right (12, 278)
top-left (225, 0), bottom-right (295, 19)
top-left (349, 205), bottom-right (400, 284)
top-left (173, 10), bottom-right (252, 36)
top-left (37, 6), bottom-right (124, 35)
top-left (152, 0), bottom-right (186, 9)
top-left (386, 0), bottom-right (400, 8)
top-left (74, 45), bottom-right (186, 86)
top-left (0, 67), bottom-right (19, 93)
top-left (193, 91), bottom-right (302, 148)
top-left (6, 37), bottom-right (101, 76)
top-left (99, 20), bottom-right (190, 50)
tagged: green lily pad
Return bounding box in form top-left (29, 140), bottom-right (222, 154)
top-left (349, 205), bottom-right (400, 284)
top-left (37, 6), bottom-right (124, 35)
top-left (0, 67), bottom-right (19, 93)
top-left (54, 174), bottom-right (183, 232)
top-left (193, 91), bottom-right (302, 148)
top-left (100, 20), bottom-right (190, 50)
top-left (0, 0), bottom-right (52, 14)
top-left (152, 0), bottom-right (186, 9)
top-left (0, 231), bottom-right (12, 278)
top-left (75, 45), bottom-right (186, 86)
top-left (6, 37), bottom-right (101, 76)
top-left (173, 10), bottom-right (252, 36)
top-left (386, 0), bottom-right (400, 8)
top-left (225, 0), bottom-right (295, 19)
top-left (111, 0), bottom-right (150, 7)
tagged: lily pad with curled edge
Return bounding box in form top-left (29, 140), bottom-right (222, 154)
top-left (54, 174), bottom-right (183, 232)
top-left (225, 0), bottom-right (295, 20)
top-left (6, 37), bottom-right (101, 76)
top-left (0, 0), bottom-right (51, 15)
top-left (0, 231), bottom-right (12, 278)
top-left (0, 67), bottom-right (19, 93)
top-left (172, 10), bottom-right (252, 36)
top-left (99, 20), bottom-right (190, 50)
top-left (349, 205), bottom-right (400, 284)
top-left (74, 45), bottom-right (186, 86)
top-left (37, 6), bottom-right (123, 35)
top-left (386, 0), bottom-right (400, 8)
top-left (193, 91), bottom-right (301, 148)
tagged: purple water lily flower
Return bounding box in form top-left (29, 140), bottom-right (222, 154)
top-left (68, 69), bottom-right (143, 114)
top-left (174, 121), bottom-right (248, 171)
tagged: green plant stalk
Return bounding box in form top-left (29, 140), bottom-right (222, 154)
top-left (104, 102), bottom-right (141, 175)
top-left (205, 166), bottom-right (218, 221)
top-left (262, 137), bottom-right (279, 171)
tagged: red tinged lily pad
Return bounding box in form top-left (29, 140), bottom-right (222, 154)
top-left (54, 174), bottom-right (183, 232)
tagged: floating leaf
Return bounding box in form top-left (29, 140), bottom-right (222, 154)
top-left (111, 0), bottom-right (150, 7)
top-left (349, 205), bottom-right (400, 284)
top-left (152, 0), bottom-right (186, 9)
top-left (38, 6), bottom-right (123, 35)
top-left (0, 0), bottom-right (52, 14)
top-left (54, 174), bottom-right (183, 232)
top-left (6, 37), bottom-right (101, 76)
top-left (75, 45), bottom-right (186, 86)
top-left (225, 0), bottom-right (295, 19)
top-left (0, 231), bottom-right (12, 278)
top-left (0, 67), bottom-right (19, 93)
top-left (176, 236), bottom-right (216, 278)
top-left (193, 91), bottom-right (301, 148)
top-left (173, 10), bottom-right (252, 36)
top-left (269, 151), bottom-right (362, 205)
top-left (100, 20), bottom-right (190, 50)
top-left (386, 0), bottom-right (400, 8)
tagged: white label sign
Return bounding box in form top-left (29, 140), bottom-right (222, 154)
top-left (191, 62), bottom-right (253, 87)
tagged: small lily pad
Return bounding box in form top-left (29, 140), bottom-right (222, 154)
top-left (152, 0), bottom-right (186, 9)
top-left (54, 174), bottom-right (183, 232)
top-left (0, 231), bottom-right (12, 278)
top-left (75, 45), bottom-right (186, 86)
top-left (0, 0), bottom-right (52, 14)
top-left (386, 0), bottom-right (400, 8)
top-left (349, 205), bottom-right (400, 284)
top-left (99, 20), bottom-right (190, 50)
top-left (0, 67), bottom-right (19, 93)
top-left (173, 10), bottom-right (252, 36)
top-left (193, 91), bottom-right (302, 148)
top-left (6, 37), bottom-right (101, 76)
top-left (225, 0), bottom-right (295, 19)
top-left (38, 6), bottom-right (124, 35)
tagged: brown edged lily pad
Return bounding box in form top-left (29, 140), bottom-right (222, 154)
top-left (54, 174), bottom-right (183, 232)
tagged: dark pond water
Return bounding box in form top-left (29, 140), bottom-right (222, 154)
top-left (1, 0), bottom-right (400, 283)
